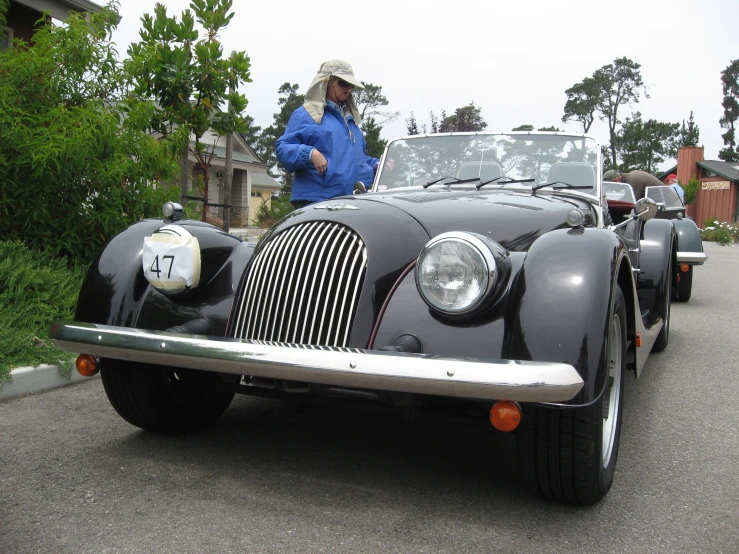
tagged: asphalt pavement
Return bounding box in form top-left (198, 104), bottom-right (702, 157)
top-left (1, 241), bottom-right (737, 553)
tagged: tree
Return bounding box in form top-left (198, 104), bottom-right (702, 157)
top-left (613, 112), bottom-right (679, 173)
top-left (124, 0), bottom-right (252, 221)
top-left (259, 82), bottom-right (304, 193)
top-left (719, 59), bottom-right (739, 162)
top-left (406, 111), bottom-right (419, 135)
top-left (677, 111), bottom-right (700, 148)
top-left (512, 125), bottom-right (562, 132)
top-left (353, 82), bottom-right (398, 125)
top-left (564, 57), bottom-right (648, 167)
top-left (593, 57), bottom-right (648, 166)
top-left (362, 116), bottom-right (386, 159)
top-left (354, 81), bottom-right (395, 159)
top-left (438, 101), bottom-right (487, 132)
top-left (239, 114), bottom-right (264, 159)
top-left (562, 76), bottom-right (602, 133)
top-left (0, 1), bottom-right (182, 266)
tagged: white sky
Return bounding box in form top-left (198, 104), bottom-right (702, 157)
top-left (109, 0), bottom-right (739, 170)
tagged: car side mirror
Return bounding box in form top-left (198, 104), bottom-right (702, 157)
top-left (609, 197), bottom-right (659, 232)
top-left (353, 182), bottom-right (366, 195)
top-left (634, 197), bottom-right (658, 221)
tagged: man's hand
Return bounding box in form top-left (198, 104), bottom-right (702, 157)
top-left (311, 149), bottom-right (327, 174)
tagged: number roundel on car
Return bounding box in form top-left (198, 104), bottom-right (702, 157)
top-left (142, 225), bottom-right (201, 293)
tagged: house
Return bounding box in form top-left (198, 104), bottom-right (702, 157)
top-left (664, 147), bottom-right (739, 226)
top-left (2, 1), bottom-right (281, 227)
top-left (2, 0), bottom-right (104, 49)
top-left (186, 129), bottom-right (282, 227)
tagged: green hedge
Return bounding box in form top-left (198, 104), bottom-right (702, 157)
top-left (0, 241), bottom-right (86, 388)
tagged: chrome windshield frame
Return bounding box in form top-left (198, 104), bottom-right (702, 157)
top-left (373, 131), bottom-right (602, 200)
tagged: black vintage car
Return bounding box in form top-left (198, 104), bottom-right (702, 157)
top-left (604, 181), bottom-right (707, 301)
top-left (51, 132), bottom-right (674, 504)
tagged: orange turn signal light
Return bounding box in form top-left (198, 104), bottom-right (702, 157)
top-left (635, 331), bottom-right (643, 348)
top-left (489, 401), bottom-right (522, 432)
top-left (76, 354), bottom-right (99, 377)
top-left (680, 263), bottom-right (690, 273)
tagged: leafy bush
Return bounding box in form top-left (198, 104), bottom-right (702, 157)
top-left (270, 193), bottom-right (295, 222)
top-left (683, 178), bottom-right (701, 205)
top-left (701, 220), bottom-right (739, 245)
top-left (0, 3), bottom-right (184, 268)
top-left (0, 241), bottom-right (87, 388)
top-left (254, 194), bottom-right (294, 228)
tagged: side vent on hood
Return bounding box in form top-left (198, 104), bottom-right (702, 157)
top-left (229, 221), bottom-right (367, 347)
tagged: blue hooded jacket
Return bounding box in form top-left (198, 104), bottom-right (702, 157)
top-left (276, 103), bottom-right (379, 203)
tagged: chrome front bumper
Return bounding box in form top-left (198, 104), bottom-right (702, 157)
top-left (50, 321), bottom-right (584, 403)
top-left (677, 251), bottom-right (707, 264)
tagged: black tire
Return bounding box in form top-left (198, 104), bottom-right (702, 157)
top-left (517, 286), bottom-right (627, 504)
top-left (100, 359), bottom-right (236, 434)
top-left (653, 256), bottom-right (672, 352)
top-left (672, 265), bottom-right (693, 302)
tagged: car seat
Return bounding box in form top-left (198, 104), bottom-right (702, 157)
top-left (457, 161), bottom-right (503, 182)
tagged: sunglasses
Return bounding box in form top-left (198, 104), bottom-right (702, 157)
top-left (336, 79), bottom-right (353, 88)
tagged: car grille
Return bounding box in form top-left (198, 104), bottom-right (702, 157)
top-left (229, 221), bottom-right (367, 347)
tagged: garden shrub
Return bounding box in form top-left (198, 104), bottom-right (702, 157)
top-left (701, 220), bottom-right (739, 245)
top-left (683, 178), bottom-right (701, 205)
top-left (0, 241), bottom-right (87, 388)
top-left (0, 3), bottom-right (184, 268)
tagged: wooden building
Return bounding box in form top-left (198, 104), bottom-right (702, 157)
top-left (666, 147), bottom-right (739, 226)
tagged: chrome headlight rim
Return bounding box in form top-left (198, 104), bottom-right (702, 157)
top-left (415, 231), bottom-right (499, 316)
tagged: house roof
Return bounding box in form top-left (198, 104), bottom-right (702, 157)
top-left (252, 172), bottom-right (282, 190)
top-left (696, 160), bottom-right (739, 182)
top-left (13, 0), bottom-right (105, 20)
top-left (657, 165), bottom-right (677, 180)
top-left (207, 144), bottom-right (263, 165)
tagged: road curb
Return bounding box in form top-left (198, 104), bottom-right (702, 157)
top-left (0, 364), bottom-right (97, 401)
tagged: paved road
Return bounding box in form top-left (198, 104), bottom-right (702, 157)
top-left (2, 242), bottom-right (738, 553)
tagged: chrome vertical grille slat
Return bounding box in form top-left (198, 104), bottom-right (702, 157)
top-left (268, 222), bottom-right (315, 340)
top-left (304, 225), bottom-right (345, 343)
top-left (290, 223), bottom-right (334, 343)
top-left (244, 230), bottom-right (289, 340)
top-left (336, 236), bottom-right (367, 345)
top-left (230, 222), bottom-right (367, 347)
top-left (315, 229), bottom-right (352, 344)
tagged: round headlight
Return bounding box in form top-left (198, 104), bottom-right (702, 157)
top-left (162, 201), bottom-right (185, 221)
top-left (416, 232), bottom-right (497, 315)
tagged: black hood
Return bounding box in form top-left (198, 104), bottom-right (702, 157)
top-left (357, 188), bottom-right (594, 252)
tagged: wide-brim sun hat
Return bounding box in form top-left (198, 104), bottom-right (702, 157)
top-left (318, 59), bottom-right (364, 89)
top-left (603, 169), bottom-right (620, 181)
top-left (302, 59), bottom-right (364, 124)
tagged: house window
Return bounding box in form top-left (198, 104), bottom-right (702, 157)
top-left (1, 27), bottom-right (13, 50)
top-left (251, 191), bottom-right (262, 198)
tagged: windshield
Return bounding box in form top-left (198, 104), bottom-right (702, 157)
top-left (645, 186), bottom-right (683, 208)
top-left (375, 133), bottom-right (600, 196)
top-left (603, 182), bottom-right (636, 203)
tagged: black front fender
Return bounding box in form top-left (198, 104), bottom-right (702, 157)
top-left (508, 228), bottom-right (626, 404)
top-left (75, 220), bottom-right (254, 336)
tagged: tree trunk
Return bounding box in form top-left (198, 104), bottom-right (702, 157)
top-left (224, 130), bottom-right (233, 233)
top-left (180, 146), bottom-right (189, 204)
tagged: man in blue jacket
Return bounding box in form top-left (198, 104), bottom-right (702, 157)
top-left (276, 60), bottom-right (380, 209)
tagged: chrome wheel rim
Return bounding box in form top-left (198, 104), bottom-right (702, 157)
top-left (602, 312), bottom-right (622, 468)
top-left (664, 267), bottom-right (671, 335)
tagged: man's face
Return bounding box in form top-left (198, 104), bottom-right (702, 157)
top-left (327, 79), bottom-right (353, 103)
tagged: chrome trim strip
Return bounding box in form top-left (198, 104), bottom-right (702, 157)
top-left (676, 251), bottom-right (707, 264)
top-left (50, 321), bottom-right (584, 403)
top-left (274, 222), bottom-right (314, 340)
